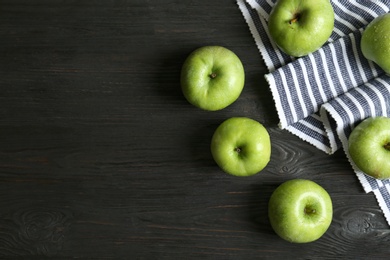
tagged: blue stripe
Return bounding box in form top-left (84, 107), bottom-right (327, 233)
top-left (327, 98), bottom-right (353, 127)
top-left (290, 119), bottom-right (331, 149)
top-left (320, 45), bottom-right (345, 98)
top-left (332, 2), bottom-right (366, 29)
top-left (348, 32), bottom-right (366, 85)
top-left (241, 0), bottom-right (390, 225)
top-left (283, 65), bottom-right (305, 120)
top-left (312, 49), bottom-right (334, 101)
top-left (353, 31), bottom-right (383, 81)
top-left (347, 87), bottom-right (371, 119)
top-left (254, 0), bottom-right (274, 14)
top-left (294, 61), bottom-right (315, 114)
top-left (366, 176), bottom-right (380, 190)
top-left (372, 76), bottom-right (390, 115)
top-left (323, 111), bottom-right (343, 149)
top-left (355, 0), bottom-right (390, 18)
top-left (245, 2), bottom-right (291, 67)
top-left (272, 72), bottom-right (295, 125)
top-left (332, 37), bottom-right (355, 92)
top-left (342, 93), bottom-right (364, 122)
top-left (298, 55), bottom-right (325, 106)
top-left (379, 186), bottom-right (390, 209)
top-left (332, 19), bottom-right (357, 37)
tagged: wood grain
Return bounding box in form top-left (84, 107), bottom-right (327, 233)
top-left (1, 0), bottom-right (390, 258)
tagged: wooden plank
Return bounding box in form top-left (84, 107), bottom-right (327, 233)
top-left (0, 0), bottom-right (389, 258)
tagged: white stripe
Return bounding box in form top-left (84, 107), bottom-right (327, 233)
top-left (279, 69), bottom-right (298, 123)
top-left (299, 116), bottom-right (326, 135)
top-left (237, 0), bottom-right (274, 71)
top-left (321, 102), bottom-right (349, 154)
top-left (266, 0), bottom-right (275, 6)
top-left (285, 122), bottom-right (331, 154)
top-left (336, 97), bottom-right (356, 128)
top-left (333, 26), bottom-right (346, 37)
top-left (288, 63), bottom-right (308, 118)
top-left (351, 0), bottom-right (378, 22)
top-left (258, 14), bottom-right (287, 68)
top-left (385, 184), bottom-right (390, 200)
top-left (321, 102), bottom-right (347, 142)
top-left (374, 78), bottom-right (390, 117)
top-left (319, 108), bottom-right (338, 153)
top-left (373, 189), bottom-right (390, 225)
top-left (307, 113), bottom-right (326, 133)
top-left (319, 48), bottom-right (338, 98)
top-left (308, 54), bottom-right (328, 104)
top-left (246, 0), bottom-right (261, 9)
top-left (355, 87), bottom-right (376, 116)
top-left (366, 81), bottom-right (388, 117)
top-left (350, 33), bottom-right (368, 83)
top-left (355, 170), bottom-right (373, 193)
top-left (345, 92), bottom-right (366, 120)
top-left (371, 0), bottom-right (390, 13)
top-left (334, 0), bottom-right (368, 25)
top-left (255, 6), bottom-right (269, 20)
top-left (334, 12), bottom-right (358, 32)
top-left (329, 43), bottom-right (348, 93)
top-left (298, 58), bottom-right (317, 111)
top-left (340, 37), bottom-right (358, 89)
top-left (311, 113), bottom-right (322, 121)
top-left (367, 59), bottom-right (380, 78)
top-left (357, 26), bottom-right (380, 79)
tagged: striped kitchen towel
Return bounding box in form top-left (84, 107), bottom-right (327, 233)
top-left (237, 0), bottom-right (390, 225)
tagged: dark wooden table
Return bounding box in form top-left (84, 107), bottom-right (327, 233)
top-left (1, 0), bottom-right (390, 258)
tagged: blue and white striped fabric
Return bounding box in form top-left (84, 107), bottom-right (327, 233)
top-left (237, 0), bottom-right (390, 225)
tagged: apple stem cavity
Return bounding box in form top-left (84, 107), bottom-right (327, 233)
top-left (289, 13), bottom-right (301, 24)
top-left (385, 142), bottom-right (390, 151)
top-left (235, 147), bottom-right (242, 154)
top-left (210, 73), bottom-right (217, 79)
top-left (304, 207), bottom-right (316, 215)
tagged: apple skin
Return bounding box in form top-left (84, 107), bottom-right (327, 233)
top-left (268, 0), bottom-right (334, 57)
top-left (268, 179), bottom-right (333, 243)
top-left (210, 117), bottom-right (271, 177)
top-left (348, 116), bottom-right (390, 180)
top-left (180, 46), bottom-right (245, 111)
top-left (361, 13), bottom-right (390, 74)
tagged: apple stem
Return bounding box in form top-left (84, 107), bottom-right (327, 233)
top-left (210, 73), bottom-right (217, 79)
top-left (304, 208), bottom-right (316, 215)
top-left (235, 147), bottom-right (242, 154)
top-left (289, 13), bottom-right (301, 24)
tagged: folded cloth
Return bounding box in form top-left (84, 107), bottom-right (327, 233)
top-left (238, 0), bottom-right (390, 225)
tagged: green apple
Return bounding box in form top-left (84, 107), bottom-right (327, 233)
top-left (268, 0), bottom-right (334, 57)
top-left (268, 179), bottom-right (333, 243)
top-left (361, 13), bottom-right (390, 74)
top-left (210, 117), bottom-right (271, 177)
top-left (348, 116), bottom-right (390, 180)
top-left (180, 46), bottom-right (245, 111)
